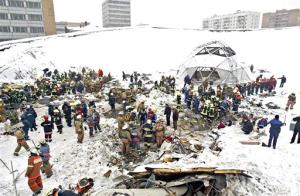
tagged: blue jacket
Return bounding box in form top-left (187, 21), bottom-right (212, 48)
top-left (269, 119), bottom-right (283, 133)
top-left (40, 144), bottom-right (50, 162)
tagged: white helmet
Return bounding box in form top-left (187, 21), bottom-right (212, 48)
top-left (39, 138), bottom-right (46, 144)
top-left (122, 124), bottom-right (129, 130)
top-left (76, 115), bottom-right (82, 120)
top-left (30, 148), bottom-right (39, 155)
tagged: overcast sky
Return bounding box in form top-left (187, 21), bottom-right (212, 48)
top-left (53, 0), bottom-right (300, 28)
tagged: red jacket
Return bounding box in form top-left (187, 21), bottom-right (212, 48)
top-left (98, 69), bottom-right (103, 77)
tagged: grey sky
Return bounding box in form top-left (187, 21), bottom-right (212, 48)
top-left (53, 0), bottom-right (300, 27)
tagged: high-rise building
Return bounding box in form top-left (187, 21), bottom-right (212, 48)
top-left (0, 0), bottom-right (56, 42)
top-left (102, 0), bottom-right (131, 28)
top-left (262, 9), bottom-right (300, 28)
top-left (203, 11), bottom-right (260, 30)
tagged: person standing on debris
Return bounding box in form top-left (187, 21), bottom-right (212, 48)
top-left (278, 75), bottom-right (286, 88)
top-left (164, 104), bottom-right (172, 126)
top-left (75, 115), bottom-right (84, 143)
top-left (286, 93), bottom-right (296, 111)
top-left (119, 124), bottom-right (131, 155)
top-left (186, 91), bottom-right (193, 109)
top-left (172, 107), bottom-right (179, 131)
top-left (250, 64), bottom-right (254, 73)
top-left (14, 128), bottom-right (30, 156)
top-left (290, 116), bottom-right (300, 144)
top-left (154, 120), bottom-right (165, 148)
top-left (267, 115), bottom-right (284, 149)
top-left (138, 108), bottom-right (147, 126)
top-left (26, 148), bottom-right (43, 195)
top-left (108, 92), bottom-right (116, 115)
top-left (122, 71), bottom-right (127, 81)
top-left (192, 95), bottom-right (200, 114)
top-left (21, 112), bottom-right (31, 140)
top-left (39, 138), bottom-right (53, 178)
top-left (53, 109), bottom-right (63, 134)
top-left (141, 119), bottom-right (154, 146)
top-left (93, 110), bottom-right (101, 133)
top-left (41, 115), bottom-right (54, 142)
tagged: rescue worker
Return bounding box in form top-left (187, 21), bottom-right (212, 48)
top-left (164, 104), bottom-right (171, 126)
top-left (108, 93), bottom-right (116, 115)
top-left (201, 100), bottom-right (210, 118)
top-left (154, 120), bottom-right (165, 148)
top-left (86, 111), bottom-right (94, 137)
top-left (286, 93), bottom-right (296, 111)
top-left (93, 110), bottom-right (101, 133)
top-left (290, 116), bottom-right (300, 144)
top-left (172, 107), bottom-right (179, 131)
top-left (76, 178), bottom-right (94, 196)
top-left (41, 115), bottom-right (54, 142)
top-left (141, 119), bottom-right (154, 147)
top-left (137, 101), bottom-right (145, 113)
top-left (138, 108), bottom-right (147, 126)
top-left (39, 138), bottom-right (53, 178)
top-left (25, 148), bottom-right (43, 195)
top-left (267, 115), bottom-right (284, 149)
top-left (14, 128), bottom-right (30, 156)
top-left (74, 115), bottom-right (84, 143)
top-left (53, 109), bottom-right (63, 134)
top-left (62, 102), bottom-right (72, 127)
top-left (278, 75), bottom-right (286, 88)
top-left (119, 124), bottom-right (131, 155)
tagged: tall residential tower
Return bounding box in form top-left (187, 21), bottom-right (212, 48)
top-left (0, 0), bottom-right (56, 42)
top-left (102, 0), bottom-right (131, 28)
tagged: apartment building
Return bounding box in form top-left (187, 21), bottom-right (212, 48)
top-left (203, 11), bottom-right (260, 30)
top-left (0, 0), bottom-right (56, 42)
top-left (102, 0), bottom-right (131, 28)
top-left (262, 9), bottom-right (300, 28)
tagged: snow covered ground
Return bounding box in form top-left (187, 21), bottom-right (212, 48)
top-left (0, 26), bottom-right (300, 195)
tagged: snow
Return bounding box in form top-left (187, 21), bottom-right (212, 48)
top-left (0, 26), bottom-right (300, 195)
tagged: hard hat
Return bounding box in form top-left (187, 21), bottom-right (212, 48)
top-left (26, 105), bottom-right (31, 109)
top-left (146, 119), bottom-right (152, 124)
top-left (30, 148), bottom-right (39, 155)
top-left (122, 124), bottom-right (129, 130)
top-left (54, 109), bottom-right (59, 113)
top-left (43, 115), bottom-right (49, 120)
top-left (39, 138), bottom-right (46, 144)
top-left (76, 115), bottom-right (82, 119)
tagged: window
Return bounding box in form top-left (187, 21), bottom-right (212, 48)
top-left (13, 26), bottom-right (28, 33)
top-left (0, 26), bottom-right (10, 32)
top-left (0, 13), bottom-right (9, 20)
top-left (10, 13), bottom-right (26, 20)
top-left (28, 14), bottom-right (42, 21)
top-left (26, 1), bottom-right (41, 9)
top-left (30, 26), bottom-right (44, 33)
top-left (0, 0), bottom-right (6, 6)
top-left (8, 0), bottom-right (24, 7)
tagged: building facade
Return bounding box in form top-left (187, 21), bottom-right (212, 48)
top-left (102, 0), bottom-right (131, 28)
top-left (262, 9), bottom-right (300, 28)
top-left (0, 0), bottom-right (56, 42)
top-left (203, 11), bottom-right (260, 30)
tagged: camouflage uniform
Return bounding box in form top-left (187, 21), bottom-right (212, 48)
top-left (75, 119), bottom-right (84, 143)
top-left (14, 129), bottom-right (30, 156)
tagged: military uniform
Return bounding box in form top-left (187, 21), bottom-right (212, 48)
top-left (25, 154), bottom-right (43, 194)
top-left (75, 119), bottom-right (84, 143)
top-left (154, 122), bottom-right (165, 148)
top-left (119, 128), bottom-right (131, 155)
top-left (14, 129), bottom-right (30, 156)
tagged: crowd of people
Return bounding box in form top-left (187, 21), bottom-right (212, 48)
top-left (0, 66), bottom-right (299, 195)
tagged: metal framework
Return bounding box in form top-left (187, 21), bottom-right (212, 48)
top-left (178, 41), bottom-right (250, 86)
